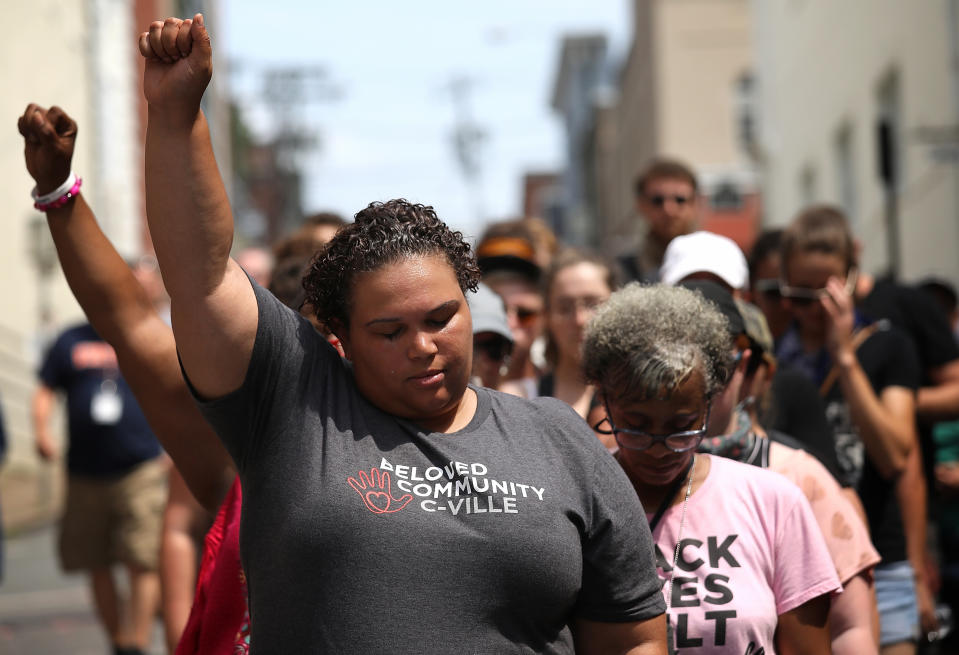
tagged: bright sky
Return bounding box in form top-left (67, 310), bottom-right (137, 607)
top-left (222, 1), bottom-right (631, 239)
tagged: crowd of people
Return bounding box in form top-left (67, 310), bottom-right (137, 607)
top-left (11, 11), bottom-right (959, 655)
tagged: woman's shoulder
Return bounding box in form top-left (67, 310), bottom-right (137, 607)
top-left (768, 441), bottom-right (834, 487)
top-left (251, 280), bottom-right (343, 357)
top-left (497, 376), bottom-right (539, 399)
top-left (484, 387), bottom-right (608, 454)
top-left (486, 385), bottom-right (576, 416)
top-left (705, 454), bottom-right (807, 505)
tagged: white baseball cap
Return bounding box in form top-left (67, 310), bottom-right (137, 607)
top-left (659, 231), bottom-right (749, 290)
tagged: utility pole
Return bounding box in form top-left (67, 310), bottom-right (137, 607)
top-left (445, 75), bottom-right (488, 225)
top-left (261, 66), bottom-right (341, 168)
top-left (229, 61), bottom-right (341, 244)
top-left (878, 118), bottom-right (900, 279)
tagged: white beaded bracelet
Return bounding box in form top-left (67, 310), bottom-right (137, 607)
top-left (31, 172), bottom-right (78, 204)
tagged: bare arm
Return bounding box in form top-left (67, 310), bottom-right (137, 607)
top-left (829, 573), bottom-right (878, 655)
top-left (836, 368), bottom-right (915, 478)
top-left (18, 103), bottom-right (234, 512)
top-left (824, 277), bottom-right (914, 478)
top-left (897, 446), bottom-right (939, 639)
top-left (31, 385), bottom-right (57, 461)
top-left (161, 468), bottom-right (208, 653)
top-left (138, 15), bottom-right (257, 399)
top-left (775, 594), bottom-right (831, 655)
top-left (572, 615), bottom-right (668, 655)
top-left (918, 359), bottom-right (959, 422)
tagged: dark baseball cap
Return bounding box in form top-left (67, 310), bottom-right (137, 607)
top-left (678, 279), bottom-right (745, 337)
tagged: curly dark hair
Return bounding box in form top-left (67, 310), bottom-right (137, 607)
top-left (302, 199), bottom-right (481, 332)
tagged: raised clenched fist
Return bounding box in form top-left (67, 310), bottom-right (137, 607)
top-left (18, 104), bottom-right (77, 195)
top-left (138, 14), bottom-right (213, 126)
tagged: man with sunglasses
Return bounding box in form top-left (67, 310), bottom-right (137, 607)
top-left (618, 158), bottom-right (702, 284)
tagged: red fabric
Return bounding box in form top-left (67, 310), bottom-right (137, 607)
top-left (175, 476), bottom-right (247, 655)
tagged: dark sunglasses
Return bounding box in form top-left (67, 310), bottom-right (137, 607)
top-left (510, 306), bottom-right (541, 329)
top-left (646, 193), bottom-right (693, 208)
top-left (754, 278), bottom-right (782, 300)
top-left (594, 403), bottom-right (711, 452)
top-left (780, 268), bottom-right (858, 307)
top-left (473, 336), bottom-right (513, 362)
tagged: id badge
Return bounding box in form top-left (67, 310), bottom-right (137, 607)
top-left (91, 379), bottom-right (123, 425)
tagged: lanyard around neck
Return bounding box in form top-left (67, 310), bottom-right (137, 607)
top-left (647, 457), bottom-right (695, 532)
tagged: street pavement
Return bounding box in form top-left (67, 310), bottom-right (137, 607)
top-left (0, 523), bottom-right (164, 655)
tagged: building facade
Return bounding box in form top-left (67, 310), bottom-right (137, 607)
top-left (752, 0), bottom-right (959, 282)
top-left (0, 0), bottom-right (229, 477)
top-left (552, 0), bottom-right (760, 254)
top-left (550, 34), bottom-right (609, 246)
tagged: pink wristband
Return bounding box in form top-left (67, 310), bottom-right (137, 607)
top-left (34, 177), bottom-right (82, 212)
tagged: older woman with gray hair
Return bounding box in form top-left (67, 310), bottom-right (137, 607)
top-left (583, 283), bottom-right (840, 654)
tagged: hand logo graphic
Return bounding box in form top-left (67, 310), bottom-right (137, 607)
top-left (348, 468), bottom-right (413, 514)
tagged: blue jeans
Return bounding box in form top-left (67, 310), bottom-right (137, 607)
top-left (876, 560), bottom-right (919, 646)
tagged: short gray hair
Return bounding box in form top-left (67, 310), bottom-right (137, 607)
top-left (582, 283), bottom-right (733, 401)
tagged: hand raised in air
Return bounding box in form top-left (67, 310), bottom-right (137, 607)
top-left (17, 104), bottom-right (77, 195)
top-left (137, 14), bottom-right (212, 126)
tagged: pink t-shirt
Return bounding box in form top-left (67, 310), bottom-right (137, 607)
top-left (649, 455), bottom-right (840, 654)
top-left (768, 441), bottom-right (880, 584)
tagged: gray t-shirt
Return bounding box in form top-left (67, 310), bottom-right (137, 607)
top-left (194, 282), bottom-right (664, 653)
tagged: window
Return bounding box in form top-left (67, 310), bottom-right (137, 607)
top-left (711, 181), bottom-right (744, 212)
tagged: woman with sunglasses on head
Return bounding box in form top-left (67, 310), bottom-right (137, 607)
top-left (137, 15), bottom-right (669, 653)
top-left (538, 249), bottom-right (618, 449)
top-left (775, 206), bottom-right (922, 655)
top-left (583, 284), bottom-right (840, 654)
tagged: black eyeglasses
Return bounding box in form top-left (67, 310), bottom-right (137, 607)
top-left (594, 403), bottom-right (711, 452)
top-left (473, 336), bottom-right (513, 362)
top-left (646, 193), bottom-right (693, 208)
top-left (780, 268), bottom-right (858, 307)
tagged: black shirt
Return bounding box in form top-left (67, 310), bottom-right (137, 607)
top-left (766, 366), bottom-right (844, 483)
top-left (860, 278), bottom-right (959, 510)
top-left (777, 322), bottom-right (921, 563)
